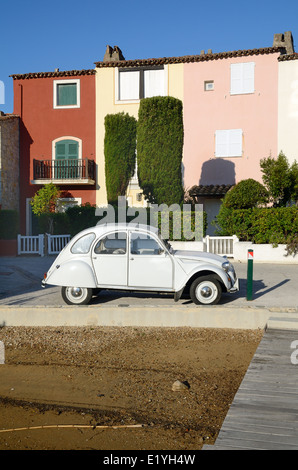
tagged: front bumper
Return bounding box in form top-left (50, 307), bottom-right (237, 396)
top-left (229, 277), bottom-right (239, 293)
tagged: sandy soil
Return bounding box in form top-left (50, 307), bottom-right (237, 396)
top-left (0, 326), bottom-right (263, 451)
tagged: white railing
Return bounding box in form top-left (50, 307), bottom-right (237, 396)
top-left (205, 235), bottom-right (238, 257)
top-left (47, 234), bottom-right (70, 255)
top-left (17, 234), bottom-right (71, 256)
top-left (17, 234), bottom-right (45, 257)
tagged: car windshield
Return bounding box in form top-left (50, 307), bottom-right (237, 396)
top-left (157, 231), bottom-right (173, 253)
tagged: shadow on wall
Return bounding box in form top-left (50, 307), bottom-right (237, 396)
top-left (199, 159), bottom-right (236, 186)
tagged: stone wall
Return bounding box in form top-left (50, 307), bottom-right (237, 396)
top-left (0, 114), bottom-right (19, 211)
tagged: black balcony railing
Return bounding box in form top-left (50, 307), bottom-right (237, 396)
top-left (33, 158), bottom-right (95, 183)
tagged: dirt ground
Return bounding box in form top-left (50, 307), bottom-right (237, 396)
top-left (0, 326), bottom-right (263, 451)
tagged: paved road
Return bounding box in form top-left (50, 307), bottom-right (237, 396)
top-left (0, 255), bottom-right (297, 309)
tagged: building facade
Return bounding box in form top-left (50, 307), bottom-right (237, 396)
top-left (11, 69), bottom-right (96, 234)
top-left (0, 113), bottom-right (19, 211)
top-left (9, 32), bottom-right (296, 235)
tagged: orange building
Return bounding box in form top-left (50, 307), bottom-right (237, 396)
top-left (11, 69), bottom-right (96, 234)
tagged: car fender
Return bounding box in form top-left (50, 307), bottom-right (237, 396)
top-left (177, 264), bottom-right (231, 293)
top-left (45, 259), bottom-right (97, 288)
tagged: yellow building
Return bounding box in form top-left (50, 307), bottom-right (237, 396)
top-left (95, 46), bottom-right (184, 207)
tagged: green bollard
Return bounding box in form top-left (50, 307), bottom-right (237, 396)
top-left (247, 249), bottom-right (253, 301)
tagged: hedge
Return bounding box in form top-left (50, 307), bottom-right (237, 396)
top-left (37, 204), bottom-right (207, 240)
top-left (215, 206), bottom-right (298, 245)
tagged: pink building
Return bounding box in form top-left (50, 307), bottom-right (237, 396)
top-left (183, 46), bottom-right (284, 232)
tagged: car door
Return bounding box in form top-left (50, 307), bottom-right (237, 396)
top-left (128, 231), bottom-right (173, 289)
top-left (92, 231), bottom-right (128, 287)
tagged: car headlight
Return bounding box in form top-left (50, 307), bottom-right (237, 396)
top-left (222, 261), bottom-right (231, 272)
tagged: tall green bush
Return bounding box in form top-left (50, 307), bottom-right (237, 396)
top-left (104, 112), bottom-right (137, 204)
top-left (137, 96), bottom-right (184, 206)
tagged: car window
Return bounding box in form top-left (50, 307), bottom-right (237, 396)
top-left (94, 232), bottom-right (127, 254)
top-left (130, 232), bottom-right (163, 255)
top-left (71, 233), bottom-right (95, 254)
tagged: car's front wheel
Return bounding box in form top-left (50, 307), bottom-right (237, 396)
top-left (190, 276), bottom-right (222, 305)
top-left (61, 286), bottom-right (93, 305)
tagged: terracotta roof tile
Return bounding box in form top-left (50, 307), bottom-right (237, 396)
top-left (189, 184), bottom-right (234, 197)
top-left (10, 69), bottom-right (96, 80)
top-left (278, 53), bottom-right (298, 61)
top-left (95, 47), bottom-right (281, 68)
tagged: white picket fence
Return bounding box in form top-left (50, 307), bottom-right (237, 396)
top-left (205, 235), bottom-right (238, 257)
top-left (17, 234), bottom-right (45, 256)
top-left (47, 234), bottom-right (71, 255)
top-left (17, 234), bottom-right (70, 256)
top-left (17, 233), bottom-right (237, 257)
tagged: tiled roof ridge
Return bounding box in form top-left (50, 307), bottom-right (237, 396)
top-left (0, 113), bottom-right (20, 120)
top-left (278, 52), bottom-right (298, 61)
top-left (10, 69), bottom-right (96, 80)
top-left (95, 46), bottom-right (281, 68)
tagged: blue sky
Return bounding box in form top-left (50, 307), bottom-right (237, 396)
top-left (1, 0), bottom-right (298, 113)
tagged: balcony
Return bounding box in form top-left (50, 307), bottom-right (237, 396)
top-left (32, 158), bottom-right (96, 185)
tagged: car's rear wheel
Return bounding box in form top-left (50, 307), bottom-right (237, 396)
top-left (190, 276), bottom-right (222, 305)
top-left (61, 286), bottom-right (93, 305)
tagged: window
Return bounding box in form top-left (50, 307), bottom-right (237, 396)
top-left (55, 139), bottom-right (79, 160)
top-left (215, 129), bottom-right (243, 157)
top-left (230, 62), bottom-right (255, 95)
top-left (204, 80), bottom-right (214, 91)
top-left (117, 67), bottom-right (166, 101)
top-left (53, 138), bottom-right (81, 178)
top-left (53, 79), bottom-right (80, 108)
top-left (71, 233), bottom-right (95, 254)
top-left (130, 232), bottom-right (163, 255)
top-left (94, 232), bottom-right (127, 254)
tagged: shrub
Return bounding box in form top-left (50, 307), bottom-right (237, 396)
top-left (137, 96), bottom-right (184, 206)
top-left (222, 179), bottom-right (269, 209)
top-left (215, 206), bottom-right (298, 246)
top-left (104, 113), bottom-right (137, 204)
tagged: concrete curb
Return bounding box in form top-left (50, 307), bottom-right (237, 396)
top-left (1, 305), bottom-right (297, 329)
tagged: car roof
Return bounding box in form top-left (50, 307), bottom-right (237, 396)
top-left (75, 223), bottom-right (160, 239)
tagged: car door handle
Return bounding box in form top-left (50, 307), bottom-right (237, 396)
top-left (130, 257), bottom-right (134, 261)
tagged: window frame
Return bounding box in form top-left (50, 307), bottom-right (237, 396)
top-left (215, 129), bottom-right (243, 158)
top-left (52, 136), bottom-right (82, 160)
top-left (53, 79), bottom-right (80, 109)
top-left (115, 66), bottom-right (168, 103)
top-left (230, 62), bottom-right (255, 96)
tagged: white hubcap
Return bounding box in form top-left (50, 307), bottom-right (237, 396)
top-left (195, 281), bottom-right (218, 304)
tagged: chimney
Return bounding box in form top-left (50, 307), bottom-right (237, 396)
top-left (103, 45), bottom-right (125, 62)
top-left (273, 31), bottom-right (294, 54)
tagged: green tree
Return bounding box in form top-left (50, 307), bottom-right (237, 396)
top-left (260, 152), bottom-right (298, 206)
top-left (30, 183), bottom-right (61, 234)
top-left (104, 112), bottom-right (137, 204)
top-left (137, 96), bottom-right (184, 205)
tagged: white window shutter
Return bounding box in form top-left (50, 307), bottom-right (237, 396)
top-left (229, 129), bottom-right (242, 156)
top-left (215, 130), bottom-right (229, 157)
top-left (215, 129), bottom-right (242, 157)
top-left (119, 71), bottom-right (140, 100)
top-left (144, 69), bottom-right (165, 98)
top-left (242, 62), bottom-right (255, 94)
top-left (230, 62), bottom-right (255, 95)
top-left (230, 63), bottom-right (242, 95)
